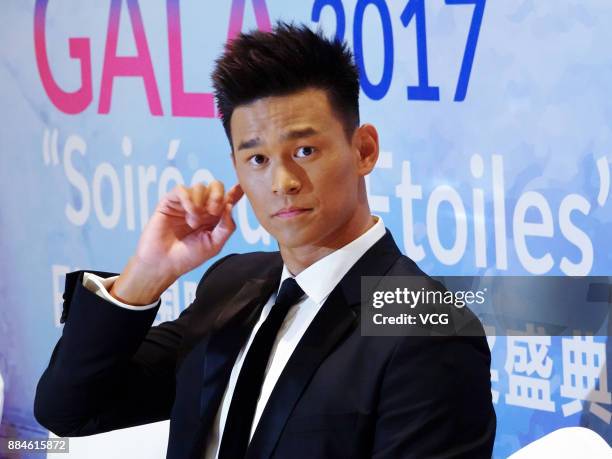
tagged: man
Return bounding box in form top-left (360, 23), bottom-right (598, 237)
top-left (34, 23), bottom-right (495, 458)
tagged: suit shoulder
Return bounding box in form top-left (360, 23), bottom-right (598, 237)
top-left (386, 254), bottom-right (444, 290)
top-left (211, 250), bottom-right (281, 273)
top-left (384, 255), bottom-right (487, 337)
top-left (198, 250), bottom-right (282, 286)
top-left (223, 250), bottom-right (282, 266)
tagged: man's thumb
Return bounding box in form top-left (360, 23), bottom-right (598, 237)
top-left (210, 203), bottom-right (236, 246)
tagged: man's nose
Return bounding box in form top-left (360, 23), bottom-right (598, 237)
top-left (271, 163), bottom-right (301, 195)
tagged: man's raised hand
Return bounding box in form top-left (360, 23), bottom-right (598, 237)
top-left (110, 181), bottom-right (243, 305)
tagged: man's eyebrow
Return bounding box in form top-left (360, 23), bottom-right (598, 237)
top-left (236, 127), bottom-right (320, 152)
top-left (237, 137), bottom-right (262, 152)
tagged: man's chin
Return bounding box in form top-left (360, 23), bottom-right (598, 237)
top-left (272, 230), bottom-right (315, 251)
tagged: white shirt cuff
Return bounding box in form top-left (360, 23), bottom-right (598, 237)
top-left (82, 272), bottom-right (160, 311)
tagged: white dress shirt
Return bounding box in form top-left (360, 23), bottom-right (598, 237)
top-left (82, 216), bottom-right (386, 459)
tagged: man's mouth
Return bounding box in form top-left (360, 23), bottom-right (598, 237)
top-left (272, 207), bottom-right (313, 218)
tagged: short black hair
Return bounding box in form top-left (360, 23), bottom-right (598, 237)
top-left (211, 21), bottom-right (360, 148)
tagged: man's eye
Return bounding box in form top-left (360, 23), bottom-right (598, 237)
top-left (248, 154), bottom-right (266, 165)
top-left (295, 146), bottom-right (315, 158)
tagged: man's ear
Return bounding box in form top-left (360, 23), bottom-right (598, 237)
top-left (354, 123), bottom-right (379, 176)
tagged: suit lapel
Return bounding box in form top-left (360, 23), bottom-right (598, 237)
top-left (246, 229), bottom-right (403, 459)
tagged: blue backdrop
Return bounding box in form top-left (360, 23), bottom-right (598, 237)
top-left (1, 1), bottom-right (611, 457)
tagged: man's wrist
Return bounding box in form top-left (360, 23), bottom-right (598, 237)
top-left (110, 256), bottom-right (177, 306)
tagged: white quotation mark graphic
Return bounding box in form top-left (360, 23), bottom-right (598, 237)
top-left (167, 138), bottom-right (180, 160)
top-left (42, 128), bottom-right (60, 165)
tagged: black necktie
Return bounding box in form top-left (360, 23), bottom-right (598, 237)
top-left (218, 277), bottom-right (305, 458)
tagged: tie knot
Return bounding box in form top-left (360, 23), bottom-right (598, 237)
top-left (275, 277), bottom-right (305, 309)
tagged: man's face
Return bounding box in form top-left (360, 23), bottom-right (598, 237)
top-left (230, 87), bottom-right (370, 250)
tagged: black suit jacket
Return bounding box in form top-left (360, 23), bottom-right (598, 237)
top-left (34, 230), bottom-right (496, 458)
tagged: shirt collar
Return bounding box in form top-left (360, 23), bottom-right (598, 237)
top-left (278, 215), bottom-right (386, 304)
